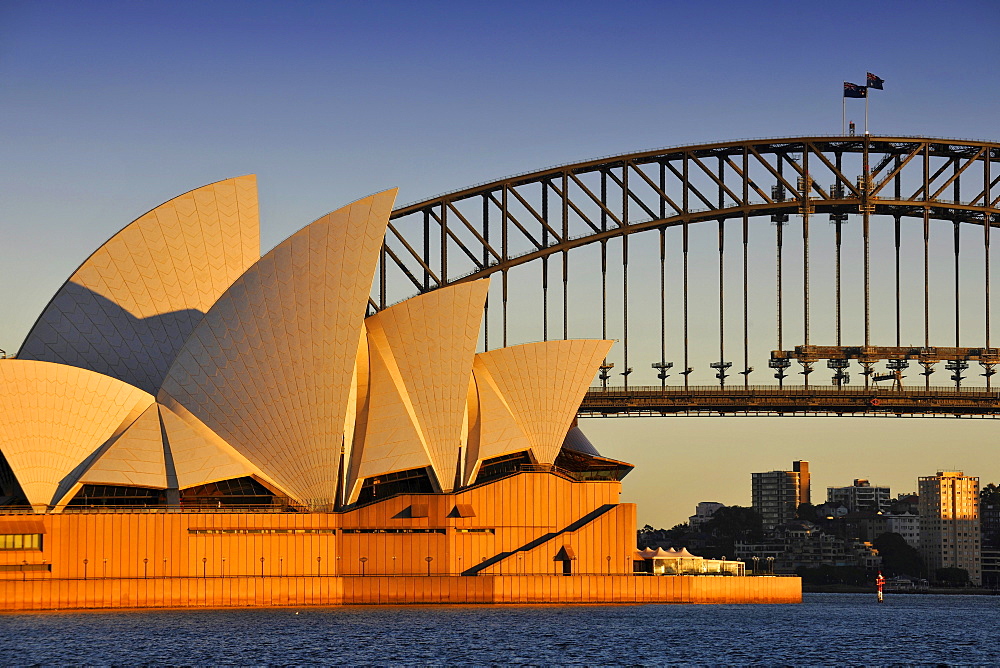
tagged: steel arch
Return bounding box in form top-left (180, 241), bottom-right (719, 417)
top-left (377, 135), bottom-right (1000, 304)
top-left (374, 135), bottom-right (1000, 416)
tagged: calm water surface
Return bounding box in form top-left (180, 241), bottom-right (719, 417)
top-left (1, 593), bottom-right (997, 665)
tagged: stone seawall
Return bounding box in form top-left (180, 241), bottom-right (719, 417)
top-left (0, 575), bottom-right (800, 610)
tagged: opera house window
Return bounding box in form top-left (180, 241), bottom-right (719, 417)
top-left (0, 533), bottom-right (42, 551)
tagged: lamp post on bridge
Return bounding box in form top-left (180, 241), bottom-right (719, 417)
top-left (946, 360), bottom-right (968, 388)
top-left (598, 362), bottom-right (614, 389)
top-left (710, 361), bottom-right (732, 388)
top-left (652, 361), bottom-right (673, 388)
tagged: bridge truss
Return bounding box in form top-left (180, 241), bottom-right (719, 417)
top-left (371, 136), bottom-right (1000, 416)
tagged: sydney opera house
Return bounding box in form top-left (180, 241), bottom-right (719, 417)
top-left (0, 177), bottom-right (797, 608)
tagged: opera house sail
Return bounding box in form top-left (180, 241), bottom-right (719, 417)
top-left (0, 177), bottom-right (800, 608)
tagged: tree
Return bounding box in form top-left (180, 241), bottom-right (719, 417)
top-left (703, 506), bottom-right (763, 541)
top-left (637, 508), bottom-right (764, 556)
top-left (637, 524), bottom-right (660, 548)
top-left (637, 523), bottom-right (692, 548)
top-left (934, 567), bottom-right (971, 586)
top-left (873, 532), bottom-right (925, 577)
top-left (795, 565), bottom-right (867, 586)
top-left (796, 503), bottom-right (818, 522)
top-left (664, 523), bottom-right (691, 541)
top-left (981, 483), bottom-right (1000, 505)
top-left (701, 506), bottom-right (763, 559)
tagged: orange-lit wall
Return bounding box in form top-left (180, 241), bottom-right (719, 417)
top-left (0, 472), bottom-right (801, 609)
top-left (0, 574), bottom-right (802, 610)
top-left (1, 473), bottom-right (627, 580)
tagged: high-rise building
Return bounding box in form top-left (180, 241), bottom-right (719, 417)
top-left (752, 461), bottom-right (810, 531)
top-left (918, 471), bottom-right (981, 586)
top-left (980, 484), bottom-right (1000, 548)
top-left (980, 484), bottom-right (1000, 587)
top-left (827, 479), bottom-right (891, 514)
top-left (981, 548), bottom-right (1000, 588)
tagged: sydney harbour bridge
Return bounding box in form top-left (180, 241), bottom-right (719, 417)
top-left (370, 135), bottom-right (1000, 418)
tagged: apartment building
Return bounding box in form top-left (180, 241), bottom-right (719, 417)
top-left (752, 461), bottom-right (810, 531)
top-left (827, 479), bottom-right (891, 514)
top-left (918, 471), bottom-right (981, 586)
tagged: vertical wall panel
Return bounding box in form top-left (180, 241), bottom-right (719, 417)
top-left (0, 474), bottom-right (800, 608)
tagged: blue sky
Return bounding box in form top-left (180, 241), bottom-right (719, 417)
top-left (2, 0), bottom-right (999, 525)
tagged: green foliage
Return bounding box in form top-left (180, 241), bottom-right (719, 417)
top-left (703, 506), bottom-right (763, 541)
top-left (700, 506), bottom-right (763, 559)
top-left (666, 522), bottom-right (690, 537)
top-left (873, 532), bottom-right (925, 578)
top-left (636, 524), bottom-right (660, 548)
top-left (981, 483), bottom-right (1000, 505)
top-left (795, 564), bottom-right (868, 586)
top-left (637, 523), bottom-right (692, 548)
top-left (636, 507), bottom-right (763, 557)
top-left (795, 503), bottom-right (818, 522)
top-left (934, 567), bottom-right (971, 586)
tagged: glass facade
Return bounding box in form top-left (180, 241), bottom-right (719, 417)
top-left (68, 485), bottom-right (165, 508)
top-left (181, 477), bottom-right (281, 508)
top-left (474, 452), bottom-right (533, 485)
top-left (357, 468), bottom-right (435, 504)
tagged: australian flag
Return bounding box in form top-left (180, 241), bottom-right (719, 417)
top-left (867, 72), bottom-right (885, 90)
top-left (844, 82), bottom-right (867, 98)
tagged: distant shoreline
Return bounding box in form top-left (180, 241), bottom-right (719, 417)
top-left (804, 584), bottom-right (999, 596)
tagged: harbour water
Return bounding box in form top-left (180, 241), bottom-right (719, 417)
top-left (1, 593), bottom-right (998, 665)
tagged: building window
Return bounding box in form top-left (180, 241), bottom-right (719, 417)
top-left (341, 528), bottom-right (446, 534)
top-left (357, 468), bottom-right (435, 504)
top-left (68, 484), bottom-right (165, 508)
top-left (0, 563), bottom-right (50, 572)
top-left (553, 448), bottom-right (633, 481)
top-left (0, 534), bottom-right (42, 550)
top-left (187, 528), bottom-right (335, 535)
top-left (181, 477), bottom-right (286, 508)
top-left (474, 452), bottom-right (533, 485)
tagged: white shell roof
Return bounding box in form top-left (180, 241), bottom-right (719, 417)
top-left (19, 176), bottom-right (259, 394)
top-left (158, 190), bottom-right (396, 507)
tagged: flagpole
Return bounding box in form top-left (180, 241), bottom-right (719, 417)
top-left (842, 94), bottom-right (846, 135)
top-left (865, 92), bottom-right (869, 134)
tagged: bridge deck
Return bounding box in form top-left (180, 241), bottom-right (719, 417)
top-left (580, 385), bottom-right (1000, 417)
